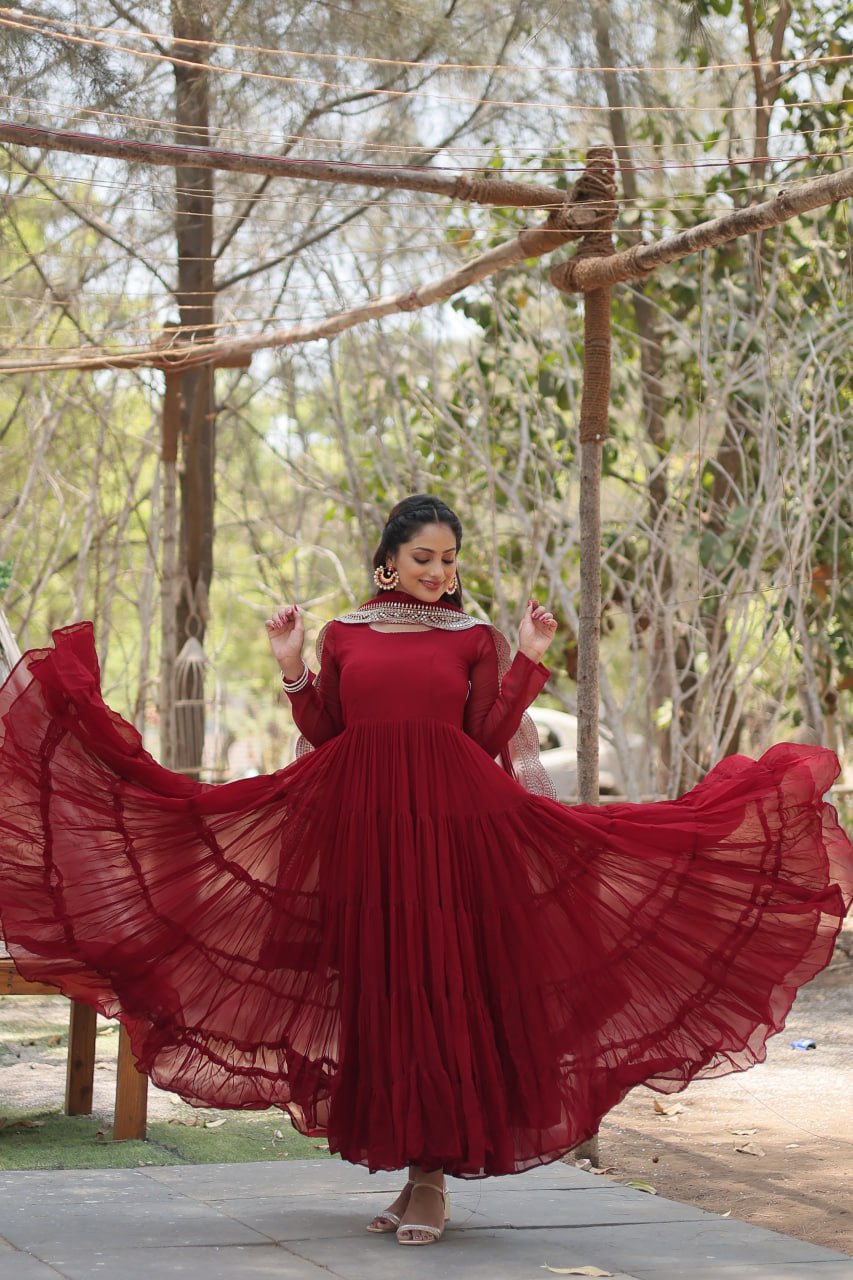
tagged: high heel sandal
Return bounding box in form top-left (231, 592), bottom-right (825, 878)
top-left (396, 1180), bottom-right (450, 1246)
top-left (366, 1180), bottom-right (413, 1234)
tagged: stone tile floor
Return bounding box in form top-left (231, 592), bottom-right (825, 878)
top-left (0, 1159), bottom-right (851, 1279)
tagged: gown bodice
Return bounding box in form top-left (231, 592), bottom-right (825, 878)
top-left (287, 620), bottom-right (550, 761)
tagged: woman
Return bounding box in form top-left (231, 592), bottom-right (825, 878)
top-left (0, 494), bottom-right (851, 1248)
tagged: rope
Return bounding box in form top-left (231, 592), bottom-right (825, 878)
top-left (548, 148), bottom-right (618, 444)
top-left (4, 8), bottom-right (852, 78)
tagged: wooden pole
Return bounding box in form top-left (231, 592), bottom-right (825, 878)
top-left (112, 1026), bottom-right (149, 1141)
top-left (0, 120), bottom-right (570, 210)
top-left (64, 1001), bottom-right (97, 1115)
top-left (551, 164), bottom-right (853, 293)
top-left (159, 372), bottom-right (182, 770)
top-left (552, 146), bottom-right (617, 803)
top-left (0, 203), bottom-right (599, 377)
top-left (552, 147), bottom-right (618, 1167)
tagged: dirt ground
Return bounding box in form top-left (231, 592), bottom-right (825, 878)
top-left (1, 928), bottom-right (851, 1253)
top-left (598, 923), bottom-right (853, 1256)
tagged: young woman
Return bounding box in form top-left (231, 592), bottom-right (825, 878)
top-left (0, 494), bottom-right (850, 1249)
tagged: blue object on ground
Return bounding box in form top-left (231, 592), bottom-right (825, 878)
top-left (790, 1038), bottom-right (817, 1050)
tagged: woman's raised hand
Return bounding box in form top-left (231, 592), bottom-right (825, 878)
top-left (518, 599), bottom-right (558, 664)
top-left (265, 604), bottom-right (306, 681)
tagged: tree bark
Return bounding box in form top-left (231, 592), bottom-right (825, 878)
top-left (593, 5), bottom-right (690, 789)
top-left (171, 0), bottom-right (215, 775)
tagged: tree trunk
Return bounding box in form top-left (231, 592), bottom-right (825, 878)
top-left (592, 6), bottom-right (687, 790)
top-left (171, 0), bottom-right (215, 775)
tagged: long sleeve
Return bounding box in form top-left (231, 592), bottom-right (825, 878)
top-left (463, 628), bottom-right (549, 758)
top-left (283, 622), bottom-right (344, 747)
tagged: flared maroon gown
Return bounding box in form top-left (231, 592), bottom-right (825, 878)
top-left (0, 592), bottom-right (850, 1178)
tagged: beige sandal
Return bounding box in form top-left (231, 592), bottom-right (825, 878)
top-left (366, 1180), bottom-right (413, 1234)
top-left (396, 1180), bottom-right (450, 1246)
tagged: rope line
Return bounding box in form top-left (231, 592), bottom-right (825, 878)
top-left (2, 91), bottom-right (850, 162)
top-left (0, 13), bottom-right (848, 117)
top-left (4, 7), bottom-right (851, 79)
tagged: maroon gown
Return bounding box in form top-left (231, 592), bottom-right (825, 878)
top-left (0, 591), bottom-right (851, 1178)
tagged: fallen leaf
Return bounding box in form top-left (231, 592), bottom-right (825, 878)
top-left (624, 1179), bottom-right (657, 1194)
top-left (542, 1268), bottom-right (614, 1277)
top-left (734, 1141), bottom-right (766, 1158)
top-left (785, 1143), bottom-right (800, 1149)
top-left (46, 1034), bottom-right (62, 1046)
top-left (730, 1128), bottom-right (757, 1136)
top-left (720, 1209), bottom-right (732, 1218)
top-left (0, 1117), bottom-right (45, 1131)
top-left (204, 1117), bottom-right (226, 1129)
top-left (652, 1099), bottom-right (685, 1116)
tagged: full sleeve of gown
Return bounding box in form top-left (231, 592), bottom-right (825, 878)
top-left (283, 623), bottom-right (344, 747)
top-left (464, 628), bottom-right (549, 757)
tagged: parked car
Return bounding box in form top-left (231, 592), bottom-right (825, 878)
top-left (527, 707), bottom-right (645, 802)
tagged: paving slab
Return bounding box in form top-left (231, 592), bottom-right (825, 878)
top-left (298, 1221), bottom-right (852, 1280)
top-left (452, 1184), bottom-right (710, 1229)
top-left (630, 1267), bottom-right (853, 1280)
top-left (140, 1157), bottom-right (403, 1199)
top-left (0, 1158), bottom-right (849, 1280)
top-left (20, 1244), bottom-right (331, 1280)
top-left (0, 1256), bottom-right (62, 1280)
top-left (139, 1157), bottom-right (598, 1198)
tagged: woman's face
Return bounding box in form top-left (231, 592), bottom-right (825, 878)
top-left (388, 522), bottom-right (458, 603)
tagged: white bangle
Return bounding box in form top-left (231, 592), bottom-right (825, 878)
top-left (280, 662), bottom-right (310, 693)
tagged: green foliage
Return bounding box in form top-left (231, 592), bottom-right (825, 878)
top-left (0, 5), bottom-right (129, 104)
top-left (2, 0), bottom-right (852, 781)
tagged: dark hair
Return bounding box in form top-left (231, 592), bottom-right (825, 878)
top-left (372, 494), bottom-right (463, 606)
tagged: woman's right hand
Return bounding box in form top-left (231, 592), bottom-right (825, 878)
top-left (265, 604), bottom-right (306, 681)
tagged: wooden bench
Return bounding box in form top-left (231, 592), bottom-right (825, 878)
top-left (0, 956), bottom-right (149, 1140)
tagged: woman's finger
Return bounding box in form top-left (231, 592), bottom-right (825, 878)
top-left (266, 603), bottom-right (301, 632)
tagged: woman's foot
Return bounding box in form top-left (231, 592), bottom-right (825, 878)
top-left (366, 1180), bottom-right (413, 1233)
top-left (396, 1175), bottom-right (449, 1246)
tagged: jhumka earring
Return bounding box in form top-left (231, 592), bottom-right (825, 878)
top-left (447, 575), bottom-right (458, 594)
top-left (373, 563), bottom-right (400, 591)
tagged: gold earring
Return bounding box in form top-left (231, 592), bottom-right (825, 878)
top-left (373, 563), bottom-right (400, 591)
top-left (447, 575), bottom-right (458, 593)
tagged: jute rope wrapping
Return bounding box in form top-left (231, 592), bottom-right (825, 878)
top-left (550, 148), bottom-right (618, 443)
top-left (549, 165), bottom-right (853, 293)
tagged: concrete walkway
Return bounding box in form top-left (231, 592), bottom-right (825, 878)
top-left (0, 1159), bottom-right (851, 1280)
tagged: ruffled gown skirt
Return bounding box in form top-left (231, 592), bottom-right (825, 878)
top-left (0, 624), bottom-right (851, 1177)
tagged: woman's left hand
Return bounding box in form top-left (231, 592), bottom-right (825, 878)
top-left (518, 599), bottom-right (558, 664)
